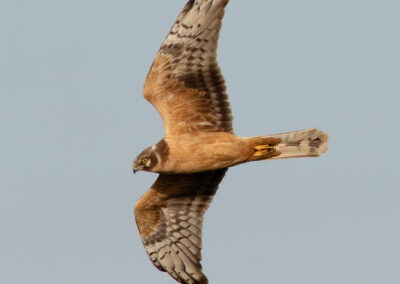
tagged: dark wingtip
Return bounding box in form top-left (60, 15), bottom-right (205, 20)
top-left (182, 0), bottom-right (196, 14)
top-left (198, 274), bottom-right (209, 284)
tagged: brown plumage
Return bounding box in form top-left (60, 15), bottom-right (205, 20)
top-left (133, 1), bottom-right (328, 283)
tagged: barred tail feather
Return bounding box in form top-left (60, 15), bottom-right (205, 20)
top-left (271, 128), bottom-right (328, 159)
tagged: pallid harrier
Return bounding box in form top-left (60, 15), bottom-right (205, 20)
top-left (133, 0), bottom-right (328, 283)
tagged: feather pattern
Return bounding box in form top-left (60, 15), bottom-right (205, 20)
top-left (134, 169), bottom-right (227, 284)
top-left (143, 0), bottom-right (232, 136)
top-left (271, 128), bottom-right (328, 159)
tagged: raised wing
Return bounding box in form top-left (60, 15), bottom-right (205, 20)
top-left (134, 169), bottom-right (226, 284)
top-left (143, 0), bottom-right (233, 137)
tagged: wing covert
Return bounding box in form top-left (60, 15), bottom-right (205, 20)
top-left (134, 169), bottom-right (227, 284)
top-left (143, 0), bottom-right (233, 136)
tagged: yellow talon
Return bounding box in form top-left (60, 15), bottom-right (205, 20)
top-left (253, 150), bottom-right (265, 157)
top-left (253, 145), bottom-right (276, 151)
top-left (253, 145), bottom-right (276, 157)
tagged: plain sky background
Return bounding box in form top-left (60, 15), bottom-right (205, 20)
top-left (1, 0), bottom-right (399, 283)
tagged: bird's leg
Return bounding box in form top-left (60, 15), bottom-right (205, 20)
top-left (253, 145), bottom-right (276, 157)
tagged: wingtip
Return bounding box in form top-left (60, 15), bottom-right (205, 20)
top-left (198, 274), bottom-right (209, 284)
top-left (182, 0), bottom-right (196, 13)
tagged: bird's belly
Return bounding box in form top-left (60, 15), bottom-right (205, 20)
top-left (164, 141), bottom-right (244, 173)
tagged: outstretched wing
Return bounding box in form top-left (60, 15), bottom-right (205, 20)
top-left (134, 169), bottom-right (226, 284)
top-left (143, 0), bottom-right (233, 137)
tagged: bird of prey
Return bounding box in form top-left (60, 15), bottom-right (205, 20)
top-left (133, 0), bottom-right (328, 283)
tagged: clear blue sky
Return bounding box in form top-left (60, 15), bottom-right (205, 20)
top-left (1, 0), bottom-right (399, 283)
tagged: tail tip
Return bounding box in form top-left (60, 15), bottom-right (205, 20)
top-left (311, 129), bottom-right (328, 155)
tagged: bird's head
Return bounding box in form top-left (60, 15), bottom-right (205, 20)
top-left (133, 140), bottom-right (169, 174)
top-left (133, 147), bottom-right (158, 173)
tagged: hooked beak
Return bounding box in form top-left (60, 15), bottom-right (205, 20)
top-left (133, 162), bottom-right (138, 174)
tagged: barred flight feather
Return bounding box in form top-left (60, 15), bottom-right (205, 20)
top-left (144, 0), bottom-right (233, 136)
top-left (134, 170), bottom-right (226, 284)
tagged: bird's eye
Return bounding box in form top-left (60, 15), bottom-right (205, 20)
top-left (141, 158), bottom-right (148, 164)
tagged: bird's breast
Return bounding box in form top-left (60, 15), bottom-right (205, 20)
top-left (161, 133), bottom-right (246, 173)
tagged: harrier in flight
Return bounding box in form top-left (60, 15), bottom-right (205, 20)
top-left (133, 0), bottom-right (328, 283)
